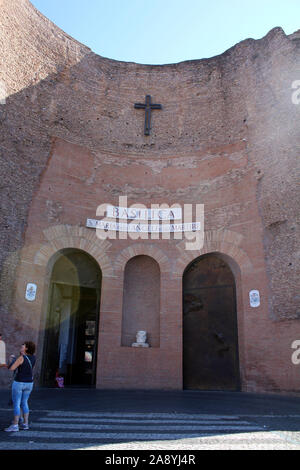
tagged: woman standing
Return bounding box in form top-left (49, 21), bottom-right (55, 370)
top-left (4, 341), bottom-right (36, 432)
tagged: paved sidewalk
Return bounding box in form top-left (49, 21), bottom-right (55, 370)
top-left (1, 387), bottom-right (300, 415)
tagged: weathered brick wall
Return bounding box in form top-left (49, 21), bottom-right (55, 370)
top-left (0, 0), bottom-right (299, 391)
top-left (0, 0), bottom-right (91, 334)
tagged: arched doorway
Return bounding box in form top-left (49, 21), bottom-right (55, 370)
top-left (42, 249), bottom-right (102, 387)
top-left (183, 253), bottom-right (240, 390)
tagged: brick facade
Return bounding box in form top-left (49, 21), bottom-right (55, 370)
top-left (0, 0), bottom-right (299, 393)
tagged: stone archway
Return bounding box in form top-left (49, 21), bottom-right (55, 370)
top-left (174, 229), bottom-right (251, 391)
top-left (42, 248), bottom-right (102, 387)
top-left (29, 224), bottom-right (113, 387)
top-left (182, 252), bottom-right (240, 390)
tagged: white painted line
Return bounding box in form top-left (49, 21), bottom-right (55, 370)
top-left (43, 411), bottom-right (242, 419)
top-left (29, 422), bottom-right (263, 431)
top-left (38, 417), bottom-right (254, 425)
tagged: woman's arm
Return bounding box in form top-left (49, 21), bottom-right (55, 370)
top-left (8, 355), bottom-right (23, 371)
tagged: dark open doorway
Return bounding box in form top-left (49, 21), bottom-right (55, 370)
top-left (42, 249), bottom-right (101, 388)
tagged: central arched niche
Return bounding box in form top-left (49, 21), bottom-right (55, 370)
top-left (121, 255), bottom-right (160, 348)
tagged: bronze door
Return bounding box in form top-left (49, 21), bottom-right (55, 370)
top-left (183, 255), bottom-right (240, 391)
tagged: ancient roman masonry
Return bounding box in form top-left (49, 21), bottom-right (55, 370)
top-left (0, 0), bottom-right (299, 393)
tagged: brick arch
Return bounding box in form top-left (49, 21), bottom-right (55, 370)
top-left (173, 229), bottom-right (252, 278)
top-left (33, 224), bottom-right (113, 277)
top-left (114, 243), bottom-right (170, 274)
top-left (177, 228), bottom-right (251, 392)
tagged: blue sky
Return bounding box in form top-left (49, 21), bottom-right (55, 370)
top-left (31, 0), bottom-right (300, 64)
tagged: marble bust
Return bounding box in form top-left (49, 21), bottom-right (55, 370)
top-left (131, 330), bottom-right (149, 348)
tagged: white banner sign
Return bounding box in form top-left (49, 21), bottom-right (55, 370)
top-left (86, 219), bottom-right (201, 233)
top-left (106, 205), bottom-right (182, 221)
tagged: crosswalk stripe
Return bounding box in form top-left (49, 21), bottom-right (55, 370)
top-left (28, 422), bottom-right (263, 432)
top-left (28, 411), bottom-right (263, 434)
top-left (38, 417), bottom-right (253, 425)
top-left (37, 411), bottom-right (241, 419)
top-left (2, 411), bottom-right (282, 450)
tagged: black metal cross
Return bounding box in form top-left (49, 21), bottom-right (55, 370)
top-left (134, 95), bottom-right (162, 135)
